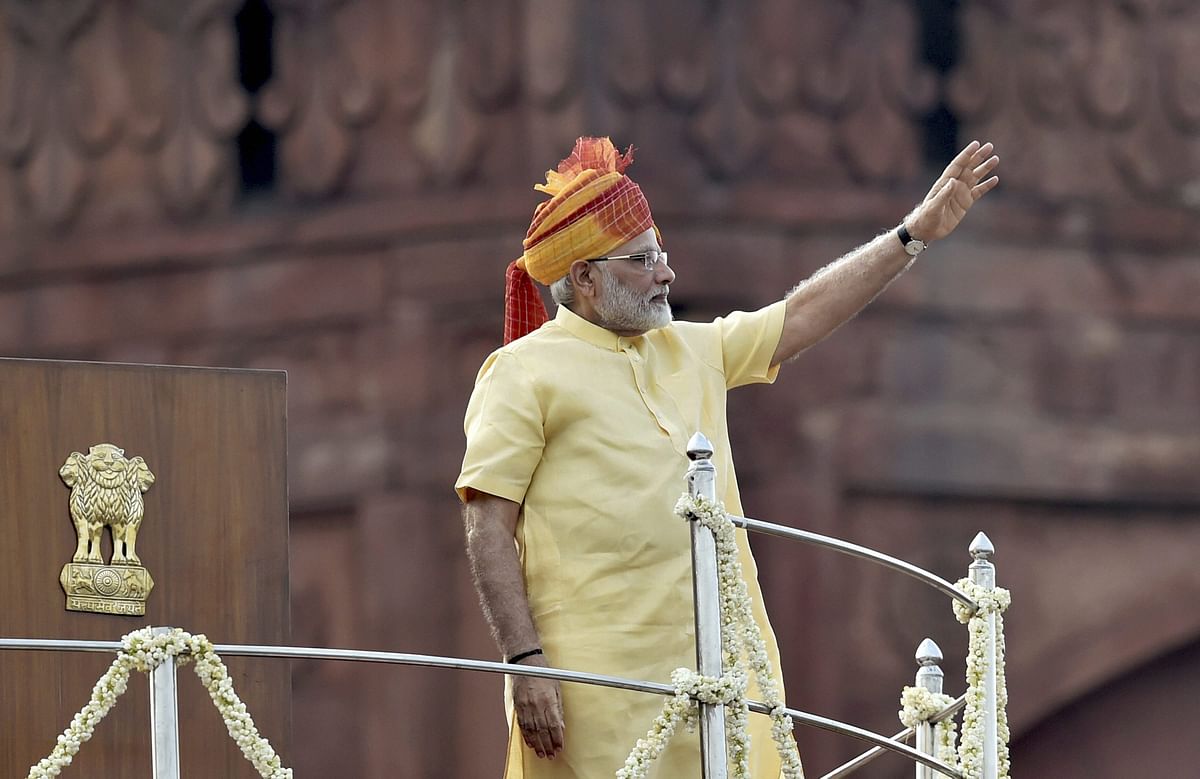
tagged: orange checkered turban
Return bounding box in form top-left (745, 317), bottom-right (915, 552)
top-left (504, 137), bottom-right (656, 344)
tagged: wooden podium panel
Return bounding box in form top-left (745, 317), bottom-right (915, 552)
top-left (0, 358), bottom-right (291, 777)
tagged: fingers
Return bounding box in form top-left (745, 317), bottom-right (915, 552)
top-left (947, 139), bottom-right (982, 174)
top-left (967, 141), bottom-right (994, 167)
top-left (972, 174), bottom-right (1000, 200)
top-left (538, 706), bottom-right (564, 758)
top-left (942, 152), bottom-right (1000, 204)
top-left (955, 143), bottom-right (995, 188)
top-left (972, 152), bottom-right (999, 178)
top-left (531, 704), bottom-right (563, 758)
top-left (925, 141), bottom-right (986, 201)
top-left (529, 708), bottom-right (555, 758)
top-left (944, 141), bottom-right (996, 183)
top-left (548, 684), bottom-right (565, 753)
top-left (519, 714), bottom-right (550, 757)
top-left (914, 143), bottom-right (999, 239)
top-left (519, 707), bottom-right (554, 758)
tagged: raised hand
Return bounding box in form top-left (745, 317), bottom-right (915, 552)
top-left (907, 140), bottom-right (1000, 243)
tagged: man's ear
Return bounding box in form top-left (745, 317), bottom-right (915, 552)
top-left (568, 260), bottom-right (597, 298)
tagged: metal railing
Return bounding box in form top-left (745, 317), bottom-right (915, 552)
top-left (728, 514), bottom-right (977, 612)
top-left (823, 693), bottom-right (966, 779)
top-left (0, 635), bottom-right (963, 777)
top-left (2, 431), bottom-right (1004, 779)
top-left (681, 432), bottom-right (1001, 779)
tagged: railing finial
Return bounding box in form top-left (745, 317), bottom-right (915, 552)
top-left (687, 431), bottom-right (714, 461)
top-left (915, 638), bottom-right (943, 668)
top-left (969, 532), bottom-right (994, 562)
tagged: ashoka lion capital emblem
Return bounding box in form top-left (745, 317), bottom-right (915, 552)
top-left (58, 443), bottom-right (156, 616)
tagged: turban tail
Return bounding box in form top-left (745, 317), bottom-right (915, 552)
top-left (504, 259), bottom-right (550, 346)
top-left (503, 137), bottom-right (656, 344)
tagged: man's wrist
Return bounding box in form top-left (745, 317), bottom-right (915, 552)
top-left (506, 647), bottom-right (544, 664)
top-left (896, 222), bottom-right (927, 257)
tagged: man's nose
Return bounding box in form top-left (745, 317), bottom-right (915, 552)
top-left (654, 262), bottom-right (675, 285)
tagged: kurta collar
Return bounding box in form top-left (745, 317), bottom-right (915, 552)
top-left (555, 305), bottom-right (642, 352)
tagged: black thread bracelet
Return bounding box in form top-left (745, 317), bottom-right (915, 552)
top-left (506, 647), bottom-right (543, 664)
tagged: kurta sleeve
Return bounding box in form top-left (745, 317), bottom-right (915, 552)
top-left (455, 349), bottom-right (545, 504)
top-left (715, 299), bottom-right (787, 389)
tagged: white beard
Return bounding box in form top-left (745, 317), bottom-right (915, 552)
top-left (593, 266), bottom-right (672, 333)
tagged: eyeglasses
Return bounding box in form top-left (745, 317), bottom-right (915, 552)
top-left (587, 250), bottom-right (669, 272)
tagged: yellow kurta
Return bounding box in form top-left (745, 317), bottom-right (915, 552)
top-left (456, 301), bottom-right (795, 779)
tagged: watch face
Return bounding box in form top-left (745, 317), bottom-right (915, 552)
top-left (904, 240), bottom-right (925, 256)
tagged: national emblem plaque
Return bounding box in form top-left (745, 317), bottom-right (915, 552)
top-left (58, 443), bottom-right (156, 616)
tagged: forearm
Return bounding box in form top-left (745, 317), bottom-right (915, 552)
top-left (463, 499), bottom-right (542, 659)
top-left (463, 493), bottom-right (565, 758)
top-left (772, 228), bottom-right (914, 363)
top-left (770, 140), bottom-right (1000, 365)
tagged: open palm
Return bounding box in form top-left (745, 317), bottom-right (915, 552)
top-left (909, 141), bottom-right (1000, 243)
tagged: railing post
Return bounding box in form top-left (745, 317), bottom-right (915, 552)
top-left (968, 533), bottom-right (998, 779)
top-left (148, 626), bottom-right (181, 779)
top-left (914, 638), bottom-right (945, 779)
top-left (686, 432), bottom-right (728, 779)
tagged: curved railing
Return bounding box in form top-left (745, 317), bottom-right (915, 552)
top-left (730, 514), bottom-right (977, 612)
top-left (0, 637), bottom-right (963, 776)
top-left (822, 694), bottom-right (967, 779)
top-left (680, 432), bottom-right (1004, 779)
top-left (1, 431), bottom-right (1007, 779)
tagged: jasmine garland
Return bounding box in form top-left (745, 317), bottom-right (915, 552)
top-left (26, 627), bottom-right (291, 779)
top-left (617, 494), bottom-right (803, 779)
top-left (952, 579), bottom-right (1011, 779)
top-left (899, 685), bottom-right (959, 770)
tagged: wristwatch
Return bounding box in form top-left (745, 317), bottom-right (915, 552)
top-left (896, 223), bottom-right (927, 257)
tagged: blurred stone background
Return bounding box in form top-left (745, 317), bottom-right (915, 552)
top-left (3, 0), bottom-right (1199, 776)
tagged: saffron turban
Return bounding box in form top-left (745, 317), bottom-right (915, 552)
top-left (504, 137), bottom-right (656, 344)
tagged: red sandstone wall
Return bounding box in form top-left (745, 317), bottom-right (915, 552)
top-left (2, 2), bottom-right (1199, 776)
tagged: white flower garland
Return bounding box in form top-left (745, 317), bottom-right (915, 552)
top-left (617, 494), bottom-right (803, 779)
top-left (898, 685), bottom-right (958, 770)
top-left (952, 579), bottom-right (1011, 779)
top-left (27, 627), bottom-right (291, 779)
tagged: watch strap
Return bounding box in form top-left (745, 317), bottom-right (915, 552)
top-left (506, 647), bottom-right (543, 664)
top-left (896, 222), bottom-right (926, 256)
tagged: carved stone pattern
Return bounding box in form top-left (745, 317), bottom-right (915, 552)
top-left (258, 0), bottom-right (381, 199)
top-left (125, 0), bottom-right (251, 216)
top-left (592, 0), bottom-right (936, 182)
top-left (0, 0), bottom-right (119, 227)
top-left (410, 2), bottom-right (486, 186)
top-left (6, 2), bottom-right (1197, 227)
top-left (951, 0), bottom-right (1200, 203)
top-left (516, 0), bottom-right (585, 176)
top-left (0, 0), bottom-right (251, 228)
